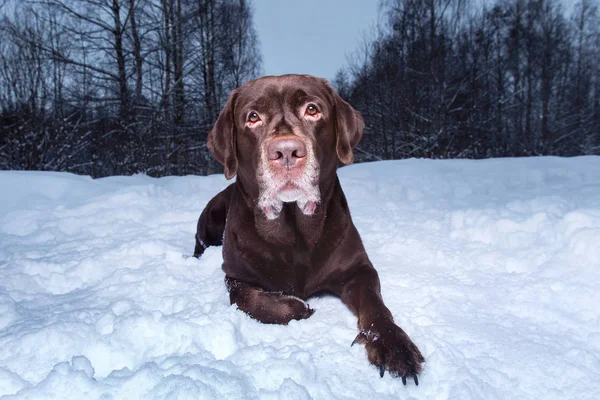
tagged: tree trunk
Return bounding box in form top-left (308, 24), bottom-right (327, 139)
top-left (111, 0), bottom-right (129, 120)
top-left (129, 0), bottom-right (143, 103)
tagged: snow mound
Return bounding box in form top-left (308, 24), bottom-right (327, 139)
top-left (1, 157), bottom-right (599, 399)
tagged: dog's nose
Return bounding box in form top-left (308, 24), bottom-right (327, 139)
top-left (267, 137), bottom-right (307, 168)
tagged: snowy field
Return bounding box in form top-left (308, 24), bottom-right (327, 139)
top-left (1, 156), bottom-right (599, 400)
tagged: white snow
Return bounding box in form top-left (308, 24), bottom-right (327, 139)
top-left (1, 156), bottom-right (599, 399)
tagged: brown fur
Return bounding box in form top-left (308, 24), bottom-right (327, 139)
top-left (195, 74), bottom-right (424, 382)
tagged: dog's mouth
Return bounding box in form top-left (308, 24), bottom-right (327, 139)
top-left (257, 162), bottom-right (320, 220)
top-left (278, 182), bottom-right (298, 196)
top-left (277, 181), bottom-right (315, 205)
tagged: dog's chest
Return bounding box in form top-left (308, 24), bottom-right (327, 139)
top-left (224, 200), bottom-right (345, 298)
top-left (269, 247), bottom-right (315, 295)
top-left (226, 229), bottom-right (327, 298)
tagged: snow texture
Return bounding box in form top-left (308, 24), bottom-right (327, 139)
top-left (1, 157), bottom-right (599, 399)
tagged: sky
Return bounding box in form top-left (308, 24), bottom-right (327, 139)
top-left (253, 0), bottom-right (380, 82)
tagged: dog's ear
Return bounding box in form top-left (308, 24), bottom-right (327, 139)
top-left (333, 90), bottom-right (364, 165)
top-left (207, 90), bottom-right (238, 179)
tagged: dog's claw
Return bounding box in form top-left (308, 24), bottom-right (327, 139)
top-left (350, 331), bottom-right (366, 348)
top-left (414, 375), bottom-right (419, 386)
top-left (379, 363), bottom-right (385, 378)
top-left (402, 376), bottom-right (407, 386)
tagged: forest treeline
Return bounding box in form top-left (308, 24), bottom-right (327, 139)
top-left (1, 0), bottom-right (599, 177)
top-left (336, 0), bottom-right (600, 160)
top-left (0, 0), bottom-right (261, 176)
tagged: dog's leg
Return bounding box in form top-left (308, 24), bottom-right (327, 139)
top-left (336, 266), bottom-right (424, 383)
top-left (194, 184), bottom-right (234, 257)
top-left (225, 277), bottom-right (314, 324)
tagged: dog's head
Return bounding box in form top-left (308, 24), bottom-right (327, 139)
top-left (208, 74), bottom-right (364, 219)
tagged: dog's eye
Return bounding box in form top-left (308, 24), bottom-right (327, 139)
top-left (305, 104), bottom-right (319, 116)
top-left (248, 112), bottom-right (261, 124)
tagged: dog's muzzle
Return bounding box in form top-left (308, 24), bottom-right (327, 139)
top-left (257, 136), bottom-right (320, 219)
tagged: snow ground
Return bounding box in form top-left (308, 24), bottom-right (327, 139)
top-left (0, 156), bottom-right (599, 400)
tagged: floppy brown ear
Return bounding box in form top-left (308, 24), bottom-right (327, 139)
top-left (207, 90), bottom-right (238, 179)
top-left (334, 93), bottom-right (364, 165)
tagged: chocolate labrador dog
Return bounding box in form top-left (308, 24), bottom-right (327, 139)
top-left (194, 74), bottom-right (424, 384)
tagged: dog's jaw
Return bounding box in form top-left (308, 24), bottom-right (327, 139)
top-left (257, 142), bottom-right (320, 220)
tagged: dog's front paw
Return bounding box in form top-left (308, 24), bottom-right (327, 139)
top-left (279, 295), bottom-right (315, 323)
top-left (352, 322), bottom-right (424, 384)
